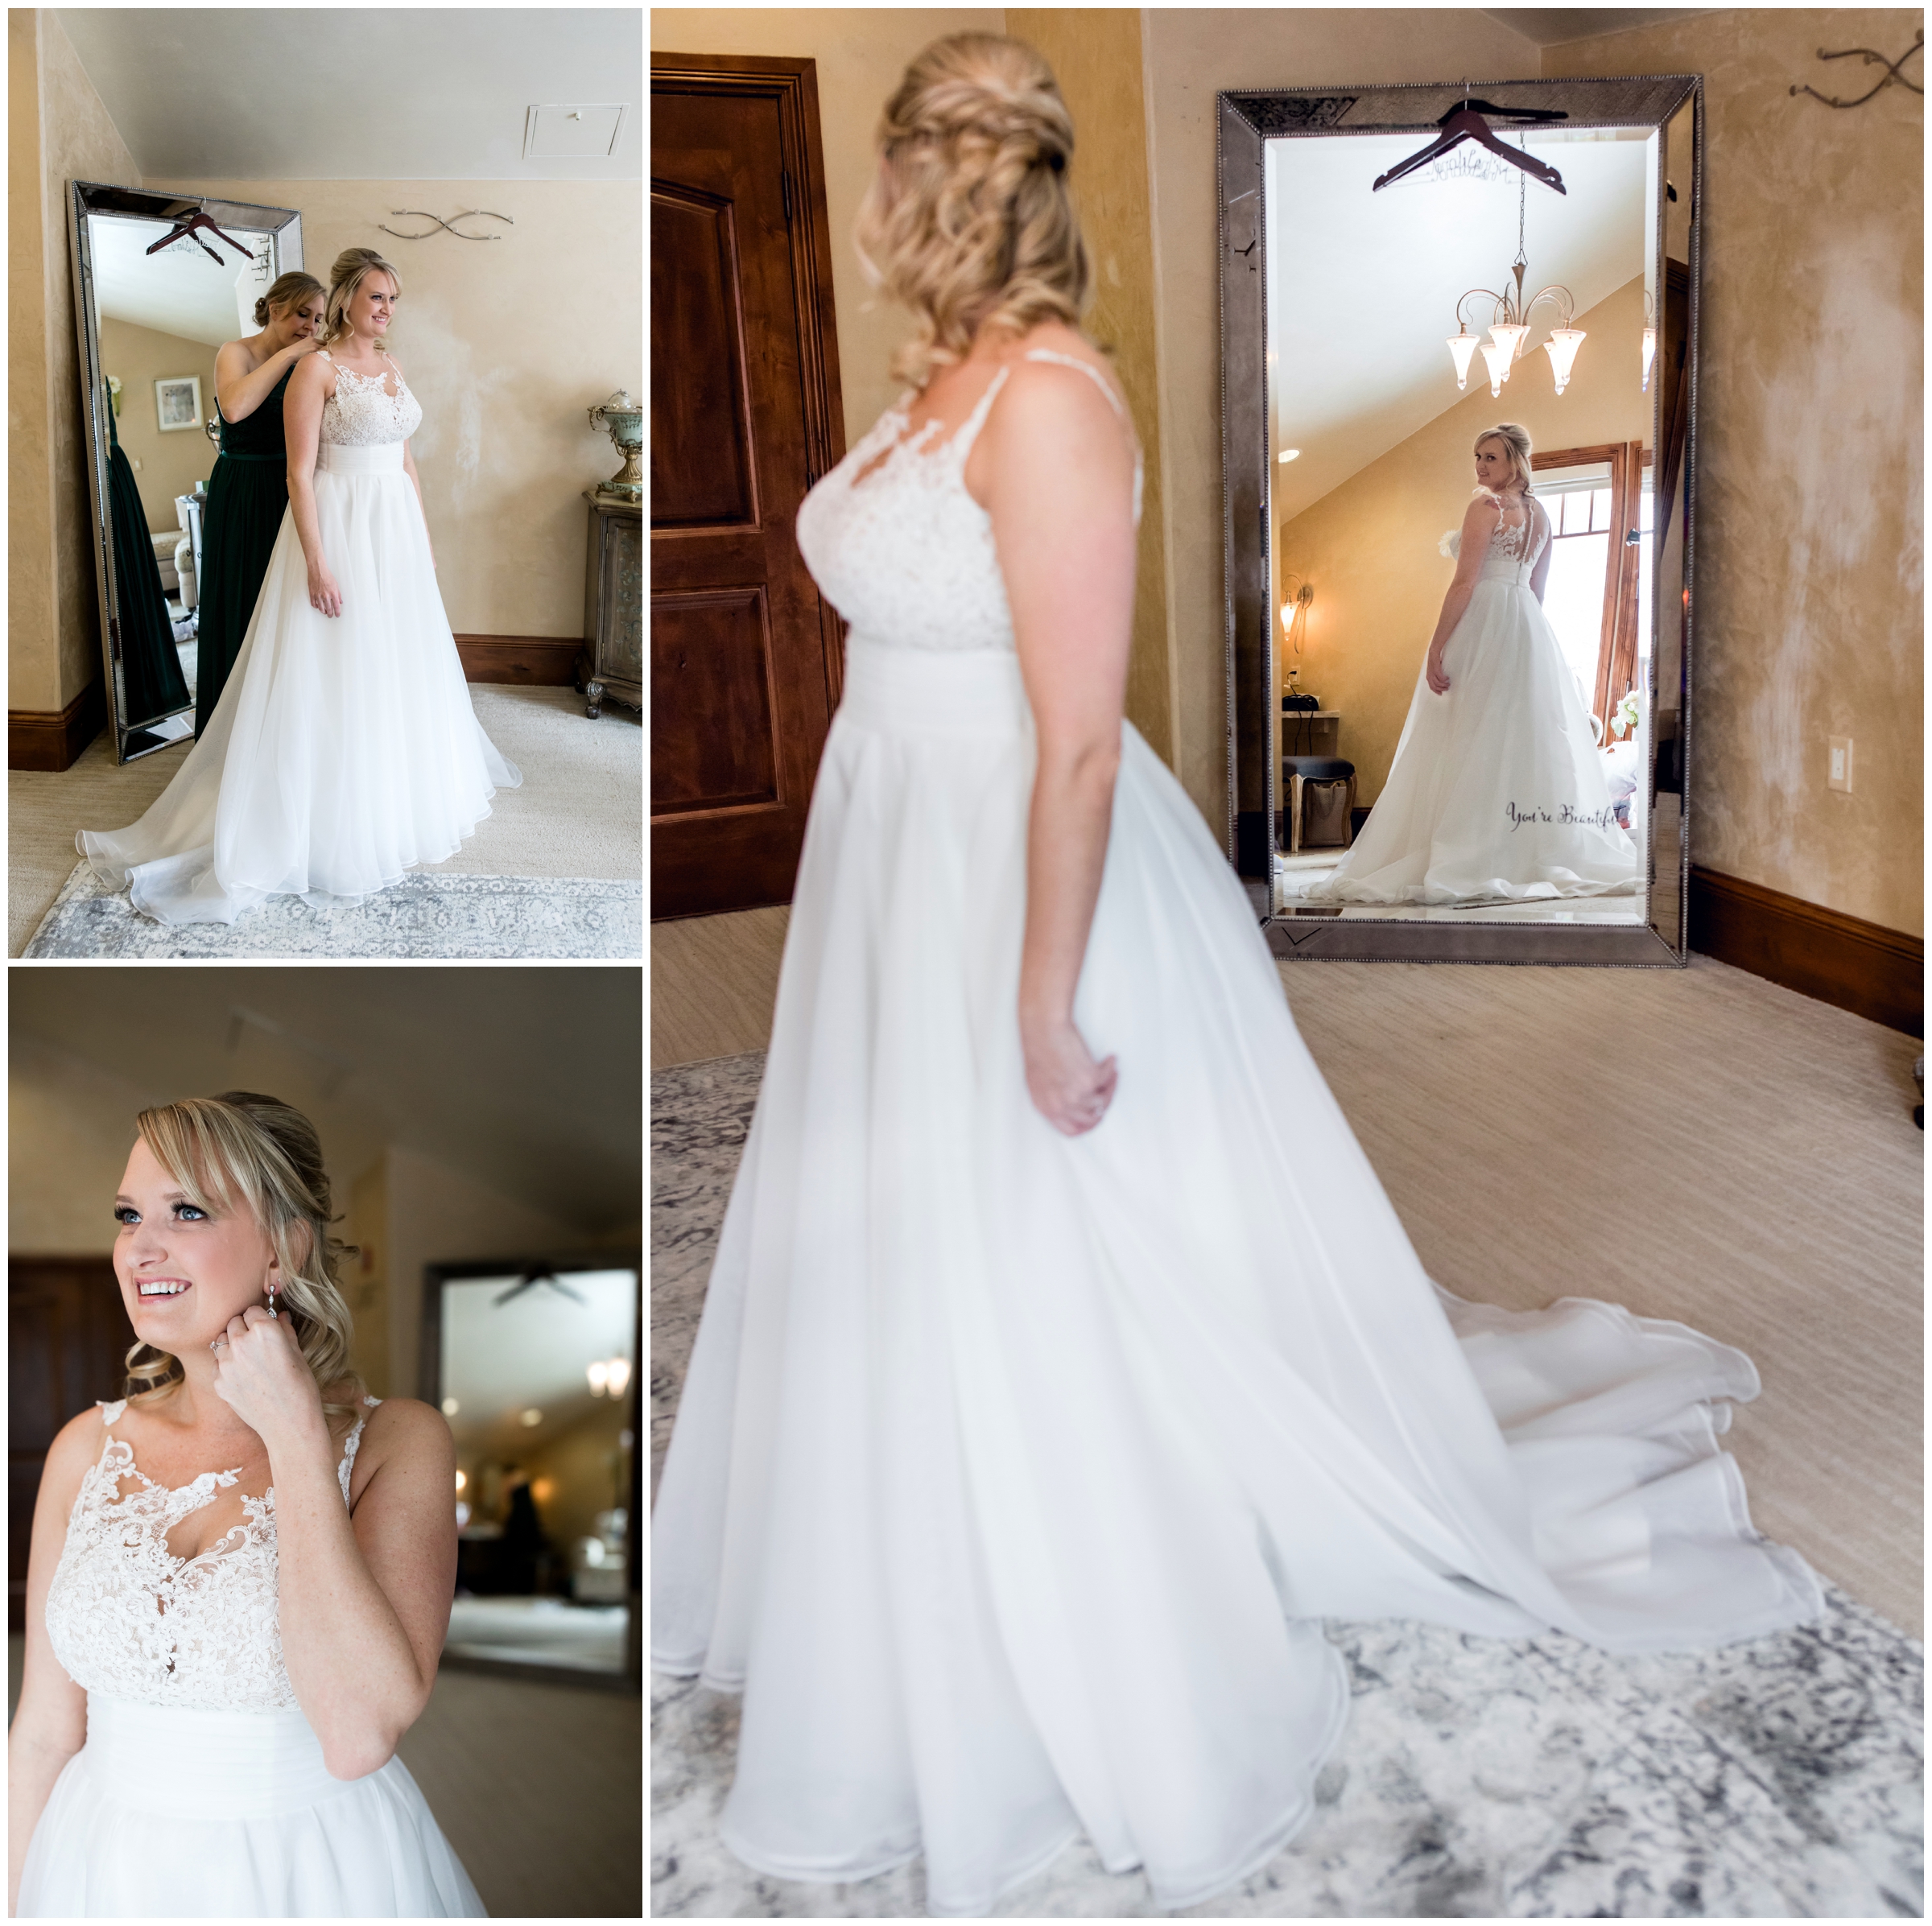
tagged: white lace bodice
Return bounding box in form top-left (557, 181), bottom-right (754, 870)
top-left (320, 353), bottom-right (422, 447)
top-left (1438, 493), bottom-right (1550, 582)
top-left (796, 348), bottom-right (1142, 654)
top-left (43, 1396), bottom-right (378, 1709)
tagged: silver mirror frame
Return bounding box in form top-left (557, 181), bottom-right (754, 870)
top-left (1217, 77), bottom-right (1702, 965)
top-left (68, 182), bottom-right (303, 764)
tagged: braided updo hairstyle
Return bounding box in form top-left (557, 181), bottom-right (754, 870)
top-left (252, 270), bottom-right (324, 330)
top-left (319, 245), bottom-right (402, 353)
top-left (1473, 422), bottom-right (1534, 496)
top-left (856, 33), bottom-right (1091, 389)
top-left (124, 1091), bottom-right (364, 1421)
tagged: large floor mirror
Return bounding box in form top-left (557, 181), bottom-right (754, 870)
top-left (68, 183), bottom-right (303, 761)
top-left (1219, 78), bottom-right (1700, 963)
top-left (422, 1256), bottom-right (642, 1688)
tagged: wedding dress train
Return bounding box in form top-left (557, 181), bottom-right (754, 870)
top-left (78, 353), bottom-right (520, 926)
top-left (1303, 499), bottom-right (1641, 906)
top-left (650, 355), bottom-right (1821, 1917)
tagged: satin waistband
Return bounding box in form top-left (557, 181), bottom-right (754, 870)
top-left (316, 441), bottom-right (406, 476)
top-left (80, 1696), bottom-right (348, 1818)
top-left (839, 635), bottom-right (1033, 740)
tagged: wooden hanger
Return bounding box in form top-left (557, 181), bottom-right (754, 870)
top-left (1373, 93), bottom-right (1570, 196)
top-left (145, 209), bottom-right (258, 266)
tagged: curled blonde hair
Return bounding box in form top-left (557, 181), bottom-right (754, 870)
top-left (1474, 422), bottom-right (1535, 496)
top-left (253, 270), bottom-right (324, 330)
top-left (319, 246), bottom-right (400, 353)
top-left (856, 33), bottom-right (1090, 388)
top-left (126, 1092), bottom-right (363, 1421)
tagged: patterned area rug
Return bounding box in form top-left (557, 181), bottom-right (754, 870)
top-left (23, 862), bottom-right (641, 959)
top-left (651, 1052), bottom-right (1924, 1918)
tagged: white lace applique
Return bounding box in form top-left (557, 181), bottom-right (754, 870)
top-left (320, 355), bottom-right (423, 447)
top-left (43, 1396), bottom-right (378, 1710)
top-left (796, 350), bottom-right (1142, 656)
top-left (1439, 498), bottom-right (1548, 572)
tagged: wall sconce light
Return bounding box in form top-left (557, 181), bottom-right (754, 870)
top-left (1277, 447), bottom-right (1301, 464)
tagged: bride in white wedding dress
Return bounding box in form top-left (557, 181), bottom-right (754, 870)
top-left (650, 35), bottom-right (1822, 1920)
top-left (1302, 423), bottom-right (1640, 907)
top-left (78, 247), bottom-right (519, 927)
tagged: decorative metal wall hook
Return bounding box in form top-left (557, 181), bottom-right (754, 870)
top-left (376, 209), bottom-right (516, 241)
top-left (1790, 29), bottom-right (1922, 108)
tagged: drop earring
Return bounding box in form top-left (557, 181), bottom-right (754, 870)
top-left (266, 1271), bottom-right (279, 1319)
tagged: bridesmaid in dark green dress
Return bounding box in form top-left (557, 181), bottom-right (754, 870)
top-left (103, 385), bottom-right (191, 727)
top-left (196, 270), bottom-right (325, 733)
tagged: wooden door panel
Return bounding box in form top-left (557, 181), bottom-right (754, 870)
top-left (651, 588), bottom-right (778, 815)
top-left (10, 1258), bottom-right (132, 1631)
top-left (651, 183), bottom-right (755, 530)
top-left (651, 59), bottom-right (844, 919)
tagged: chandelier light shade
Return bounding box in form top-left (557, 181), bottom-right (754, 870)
top-left (1444, 170), bottom-right (1583, 401)
top-left (1542, 328), bottom-right (1587, 395)
top-left (1641, 328), bottom-right (1657, 390)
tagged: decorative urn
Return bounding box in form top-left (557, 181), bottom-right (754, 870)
top-left (586, 389), bottom-right (642, 501)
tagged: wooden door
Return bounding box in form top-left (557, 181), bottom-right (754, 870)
top-left (651, 55), bottom-right (845, 919)
top-left (10, 1258), bottom-right (132, 1631)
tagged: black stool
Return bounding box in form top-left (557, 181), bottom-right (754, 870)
top-left (1282, 756), bottom-right (1357, 853)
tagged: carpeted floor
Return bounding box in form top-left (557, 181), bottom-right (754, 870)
top-left (9, 685), bottom-right (641, 956)
top-left (650, 1042), bottom-right (1924, 1920)
top-left (7, 1636), bottom-right (642, 1919)
top-left (649, 907), bottom-right (1922, 1636)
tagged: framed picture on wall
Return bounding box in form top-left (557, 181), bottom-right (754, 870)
top-left (155, 374), bottom-right (201, 431)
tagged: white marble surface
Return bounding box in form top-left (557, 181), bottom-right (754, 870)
top-left (651, 1054), bottom-right (1924, 1920)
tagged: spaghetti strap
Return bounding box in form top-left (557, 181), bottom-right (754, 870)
top-left (1022, 347), bottom-right (1128, 419)
top-left (947, 365), bottom-right (1012, 466)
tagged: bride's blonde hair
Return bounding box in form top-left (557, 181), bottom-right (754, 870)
top-left (855, 33), bottom-right (1091, 389)
top-left (1474, 423), bottom-right (1534, 495)
top-left (124, 1092), bottom-right (364, 1421)
top-left (319, 246), bottom-right (401, 353)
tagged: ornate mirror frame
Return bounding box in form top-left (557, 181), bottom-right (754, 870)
top-left (1218, 76), bottom-right (1703, 964)
top-left (68, 182), bottom-right (304, 763)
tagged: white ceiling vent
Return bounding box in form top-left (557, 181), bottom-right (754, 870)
top-left (523, 103), bottom-right (626, 160)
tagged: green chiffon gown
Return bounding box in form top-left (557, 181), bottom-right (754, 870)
top-left (105, 395), bottom-right (191, 728)
top-left (196, 365), bottom-right (292, 734)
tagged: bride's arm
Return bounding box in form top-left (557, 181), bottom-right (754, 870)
top-left (212, 1308), bottom-right (457, 1782)
top-left (283, 356), bottom-right (342, 617)
top-left (980, 357), bottom-right (1138, 1136)
top-left (8, 1415), bottom-right (97, 1916)
top-left (1426, 497), bottom-right (1498, 694)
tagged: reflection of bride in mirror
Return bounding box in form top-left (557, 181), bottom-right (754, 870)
top-left (1307, 423), bottom-right (1639, 907)
top-left (77, 247), bottom-right (521, 928)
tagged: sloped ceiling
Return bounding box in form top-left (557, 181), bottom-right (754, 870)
top-left (1268, 127), bottom-right (1650, 520)
top-left (91, 213), bottom-right (274, 348)
top-left (9, 967), bottom-right (641, 1231)
top-left (52, 8), bottom-right (641, 181)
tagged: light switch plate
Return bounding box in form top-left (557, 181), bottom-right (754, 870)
top-left (1828, 736), bottom-right (1854, 794)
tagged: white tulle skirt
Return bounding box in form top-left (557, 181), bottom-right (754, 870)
top-left (650, 635), bottom-right (1823, 1918)
top-left (1308, 570), bottom-right (1640, 905)
top-left (15, 1696), bottom-right (485, 1917)
top-left (78, 442), bottom-right (520, 925)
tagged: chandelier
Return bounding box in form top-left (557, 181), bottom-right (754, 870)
top-left (1445, 171), bottom-right (1585, 399)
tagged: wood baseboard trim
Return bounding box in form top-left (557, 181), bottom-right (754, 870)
top-left (1689, 864), bottom-right (1923, 1037)
top-left (454, 634), bottom-right (583, 686)
top-left (9, 680), bottom-right (106, 773)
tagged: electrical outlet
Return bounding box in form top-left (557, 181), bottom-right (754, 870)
top-left (1828, 736), bottom-right (1854, 794)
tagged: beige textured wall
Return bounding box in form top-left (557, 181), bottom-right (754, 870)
top-left (1007, 8), bottom-right (1172, 762)
top-left (144, 175), bottom-right (639, 641)
top-left (11, 8), bottom-right (142, 714)
top-left (1142, 10), bottom-right (1543, 832)
top-left (1547, 10), bottom-right (1923, 935)
top-left (1278, 274), bottom-right (1649, 803)
top-left (650, 8), bottom-right (1006, 451)
top-left (97, 319), bottom-right (219, 534)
